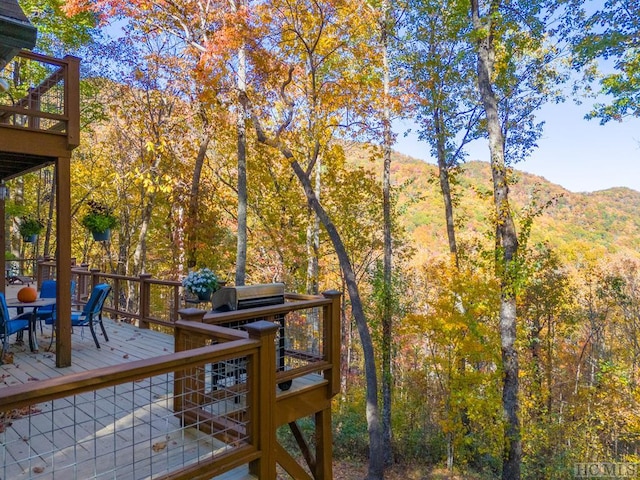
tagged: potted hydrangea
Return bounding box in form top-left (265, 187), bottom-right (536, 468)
top-left (182, 268), bottom-right (219, 301)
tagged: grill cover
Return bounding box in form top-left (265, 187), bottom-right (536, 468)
top-left (212, 283), bottom-right (285, 312)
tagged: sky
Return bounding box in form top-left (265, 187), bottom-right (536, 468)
top-left (393, 95), bottom-right (640, 194)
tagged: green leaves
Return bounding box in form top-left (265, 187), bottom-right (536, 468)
top-left (20, 0), bottom-right (98, 54)
top-left (572, 0), bottom-right (640, 123)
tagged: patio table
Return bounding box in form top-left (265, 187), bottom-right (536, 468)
top-left (6, 297), bottom-right (56, 353)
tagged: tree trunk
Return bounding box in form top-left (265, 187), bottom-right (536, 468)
top-left (43, 168), bottom-right (56, 258)
top-left (340, 275), bottom-right (351, 397)
top-left (434, 107), bottom-right (458, 263)
top-left (235, 2), bottom-right (248, 286)
top-left (132, 141), bottom-right (162, 276)
top-left (290, 159), bottom-right (385, 480)
top-left (471, 0), bottom-right (521, 478)
top-left (187, 133), bottom-right (211, 269)
top-left (306, 156), bottom-right (321, 295)
top-left (381, 0), bottom-right (394, 466)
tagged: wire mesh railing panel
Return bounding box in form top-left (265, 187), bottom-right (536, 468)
top-left (282, 307), bottom-right (324, 370)
top-left (0, 55), bottom-right (67, 133)
top-left (0, 360), bottom-right (251, 479)
top-left (180, 358), bottom-right (250, 450)
top-left (148, 282), bottom-right (180, 324)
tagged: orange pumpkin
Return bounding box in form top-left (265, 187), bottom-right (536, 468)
top-left (17, 286), bottom-right (37, 303)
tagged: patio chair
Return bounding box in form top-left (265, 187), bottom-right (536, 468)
top-left (0, 292), bottom-right (31, 356)
top-left (36, 280), bottom-right (77, 332)
top-left (49, 283), bottom-right (111, 349)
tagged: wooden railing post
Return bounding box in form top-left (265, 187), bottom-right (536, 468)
top-left (37, 256), bottom-right (54, 289)
top-left (172, 283), bottom-right (181, 323)
top-left (90, 268), bottom-right (100, 288)
top-left (245, 320), bottom-right (279, 480)
top-left (173, 315), bottom-right (207, 415)
top-left (175, 309), bottom-right (206, 353)
top-left (36, 257), bottom-right (44, 287)
top-left (64, 55), bottom-right (81, 149)
top-left (322, 290), bottom-right (342, 397)
top-left (139, 273), bottom-right (152, 329)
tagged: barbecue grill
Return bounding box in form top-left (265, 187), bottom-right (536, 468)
top-left (211, 283), bottom-right (285, 312)
top-left (210, 283), bottom-right (291, 390)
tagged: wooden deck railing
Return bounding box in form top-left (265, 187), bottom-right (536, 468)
top-left (0, 320), bottom-right (271, 478)
top-left (38, 259), bottom-right (184, 327)
top-left (5, 262), bottom-right (342, 478)
top-left (0, 51), bottom-right (80, 146)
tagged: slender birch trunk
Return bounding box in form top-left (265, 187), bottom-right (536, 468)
top-left (470, 0), bottom-right (521, 478)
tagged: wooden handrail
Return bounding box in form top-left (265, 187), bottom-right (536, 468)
top-left (203, 296), bottom-right (333, 324)
top-left (0, 337), bottom-right (255, 411)
top-left (0, 320), bottom-right (266, 479)
top-left (13, 50), bottom-right (70, 67)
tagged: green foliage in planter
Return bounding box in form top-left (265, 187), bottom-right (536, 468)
top-left (81, 200), bottom-right (118, 234)
top-left (18, 216), bottom-right (44, 237)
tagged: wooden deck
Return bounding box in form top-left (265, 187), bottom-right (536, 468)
top-left (1, 318), bottom-right (172, 381)
top-left (1, 320), bottom-right (258, 479)
top-left (0, 286), bottom-right (339, 479)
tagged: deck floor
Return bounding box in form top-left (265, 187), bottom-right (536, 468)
top-left (1, 318), bottom-right (175, 384)
top-left (0, 289), bottom-right (256, 480)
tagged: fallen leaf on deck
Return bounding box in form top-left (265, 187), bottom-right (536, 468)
top-left (28, 377), bottom-right (39, 382)
top-left (32, 466), bottom-right (45, 474)
top-left (123, 354), bottom-right (129, 359)
top-left (152, 441), bottom-right (167, 452)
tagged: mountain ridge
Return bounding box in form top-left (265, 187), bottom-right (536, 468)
top-left (343, 143), bottom-right (640, 259)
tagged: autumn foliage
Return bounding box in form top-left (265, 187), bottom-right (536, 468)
top-left (5, 0), bottom-right (640, 478)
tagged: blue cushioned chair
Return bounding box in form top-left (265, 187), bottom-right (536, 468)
top-left (49, 283), bottom-right (111, 349)
top-left (0, 292), bottom-right (31, 356)
top-left (37, 280), bottom-right (76, 332)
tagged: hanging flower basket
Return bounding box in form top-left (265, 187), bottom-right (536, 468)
top-left (81, 200), bottom-right (117, 241)
top-left (18, 216), bottom-right (43, 242)
top-left (91, 229), bottom-right (111, 242)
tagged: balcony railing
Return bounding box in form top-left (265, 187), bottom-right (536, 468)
top-left (0, 321), bottom-right (266, 478)
top-left (0, 51), bottom-right (79, 141)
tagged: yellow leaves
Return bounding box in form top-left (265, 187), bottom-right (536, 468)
top-left (126, 168), bottom-right (174, 195)
top-left (145, 139), bottom-right (168, 154)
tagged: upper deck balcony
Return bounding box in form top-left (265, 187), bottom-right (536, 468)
top-left (0, 50), bottom-right (80, 176)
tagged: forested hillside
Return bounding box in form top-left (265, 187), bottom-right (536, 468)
top-left (346, 144), bottom-right (640, 259)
